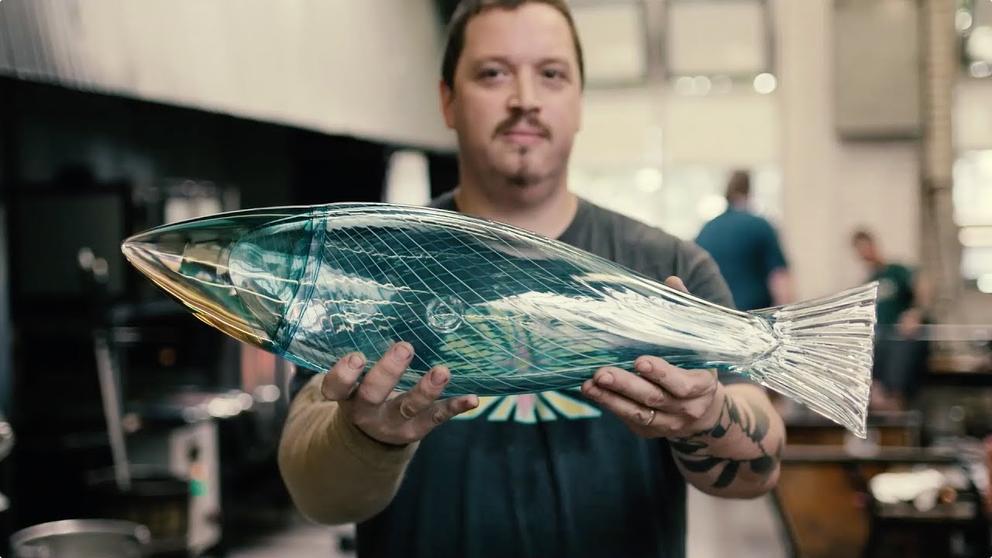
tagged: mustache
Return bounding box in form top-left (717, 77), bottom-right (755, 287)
top-left (493, 115), bottom-right (551, 139)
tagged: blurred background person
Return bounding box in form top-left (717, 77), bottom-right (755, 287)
top-left (852, 229), bottom-right (932, 411)
top-left (696, 170), bottom-right (793, 311)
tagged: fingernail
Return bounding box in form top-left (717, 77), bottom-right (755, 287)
top-left (393, 343), bottom-right (411, 360)
top-left (430, 368), bottom-right (447, 386)
top-left (348, 353), bottom-right (365, 369)
top-left (636, 360), bottom-right (652, 373)
top-left (596, 371), bottom-right (614, 386)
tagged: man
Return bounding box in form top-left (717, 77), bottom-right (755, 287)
top-left (852, 229), bottom-right (931, 410)
top-left (696, 170), bottom-right (793, 310)
top-left (279, 2), bottom-right (785, 556)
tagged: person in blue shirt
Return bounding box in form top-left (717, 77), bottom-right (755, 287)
top-left (696, 170), bottom-right (793, 310)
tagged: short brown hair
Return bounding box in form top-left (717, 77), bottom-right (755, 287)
top-left (441, 0), bottom-right (585, 92)
top-left (851, 229), bottom-right (874, 244)
top-left (725, 170), bottom-right (751, 201)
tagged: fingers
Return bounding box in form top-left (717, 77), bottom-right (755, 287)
top-left (582, 380), bottom-right (685, 433)
top-left (392, 366), bottom-right (480, 434)
top-left (320, 352), bottom-right (367, 401)
top-left (394, 365), bottom-right (451, 421)
top-left (410, 395), bottom-right (479, 432)
top-left (582, 379), bottom-right (652, 425)
top-left (372, 394), bottom-right (478, 446)
top-left (664, 276), bottom-right (688, 294)
top-left (591, 367), bottom-right (668, 410)
top-left (584, 353), bottom-right (723, 439)
top-left (591, 363), bottom-right (715, 421)
top-left (328, 341), bottom-right (480, 446)
top-left (354, 342), bottom-right (414, 406)
top-left (634, 356), bottom-right (716, 400)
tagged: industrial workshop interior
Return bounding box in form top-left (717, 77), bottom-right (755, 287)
top-left (1, 0), bottom-right (992, 556)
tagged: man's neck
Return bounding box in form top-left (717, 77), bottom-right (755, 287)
top-left (866, 258), bottom-right (886, 273)
top-left (452, 182), bottom-right (578, 239)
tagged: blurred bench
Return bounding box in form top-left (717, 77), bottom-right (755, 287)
top-left (772, 411), bottom-right (989, 557)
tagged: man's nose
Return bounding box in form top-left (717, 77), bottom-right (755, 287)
top-left (507, 73), bottom-right (541, 113)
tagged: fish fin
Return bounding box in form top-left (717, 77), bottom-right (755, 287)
top-left (739, 282), bottom-right (878, 438)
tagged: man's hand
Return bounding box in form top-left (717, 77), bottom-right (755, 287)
top-left (580, 276), bottom-right (725, 439)
top-left (320, 341), bottom-right (479, 446)
top-left (896, 307), bottom-right (924, 338)
top-left (582, 357), bottom-right (725, 439)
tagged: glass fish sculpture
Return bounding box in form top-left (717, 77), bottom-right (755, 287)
top-left (122, 203), bottom-right (877, 436)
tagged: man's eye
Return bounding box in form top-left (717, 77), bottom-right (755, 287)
top-left (479, 68), bottom-right (507, 80)
top-left (542, 68), bottom-right (566, 80)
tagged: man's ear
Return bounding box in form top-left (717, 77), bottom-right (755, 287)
top-left (439, 80), bottom-right (456, 130)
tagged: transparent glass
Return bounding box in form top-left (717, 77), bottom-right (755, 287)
top-left (123, 203), bottom-right (877, 437)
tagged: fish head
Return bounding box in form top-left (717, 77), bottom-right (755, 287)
top-left (122, 207), bottom-right (315, 350)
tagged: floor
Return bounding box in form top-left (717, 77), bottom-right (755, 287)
top-left (227, 522), bottom-right (353, 558)
top-left (686, 487), bottom-right (788, 558)
top-left (226, 488), bottom-right (787, 558)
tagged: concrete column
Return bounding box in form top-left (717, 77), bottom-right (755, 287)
top-left (776, 0), bottom-right (921, 299)
top-left (920, 0), bottom-right (961, 321)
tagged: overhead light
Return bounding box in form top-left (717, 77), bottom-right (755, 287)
top-left (673, 75), bottom-right (713, 96)
top-left (237, 393), bottom-right (254, 410)
top-left (635, 168), bottom-right (663, 193)
top-left (254, 384), bottom-right (281, 403)
top-left (207, 397), bottom-right (241, 418)
top-left (693, 76), bottom-right (712, 95)
top-left (753, 73), bottom-right (777, 94)
top-left (712, 75), bottom-right (733, 94)
top-left (967, 26), bottom-right (992, 62)
top-left (978, 274), bottom-right (992, 294)
top-left (970, 61), bottom-right (992, 78)
top-left (674, 76), bottom-right (695, 95)
top-left (960, 227), bottom-right (992, 247)
top-left (956, 10), bottom-right (973, 33)
top-left (384, 151), bottom-right (430, 206)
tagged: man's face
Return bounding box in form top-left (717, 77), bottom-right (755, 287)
top-left (441, 4), bottom-right (582, 200)
top-left (853, 238), bottom-right (877, 263)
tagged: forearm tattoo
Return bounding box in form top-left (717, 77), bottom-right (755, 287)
top-left (670, 395), bottom-right (781, 489)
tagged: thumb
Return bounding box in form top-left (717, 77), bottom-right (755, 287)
top-left (664, 276), bottom-right (689, 294)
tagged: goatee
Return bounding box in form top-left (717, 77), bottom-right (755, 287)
top-left (506, 146), bottom-right (541, 187)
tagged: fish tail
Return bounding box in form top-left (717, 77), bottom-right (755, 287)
top-left (739, 282), bottom-right (878, 438)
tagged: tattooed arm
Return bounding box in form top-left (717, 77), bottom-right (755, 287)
top-left (580, 276), bottom-right (785, 498)
top-left (581, 360), bottom-right (785, 499)
top-left (669, 383), bottom-right (784, 498)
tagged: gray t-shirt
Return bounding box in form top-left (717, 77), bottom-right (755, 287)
top-left (283, 193), bottom-right (742, 556)
top-left (335, 193), bottom-right (741, 558)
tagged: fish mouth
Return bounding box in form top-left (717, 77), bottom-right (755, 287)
top-left (121, 207), bottom-right (315, 349)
